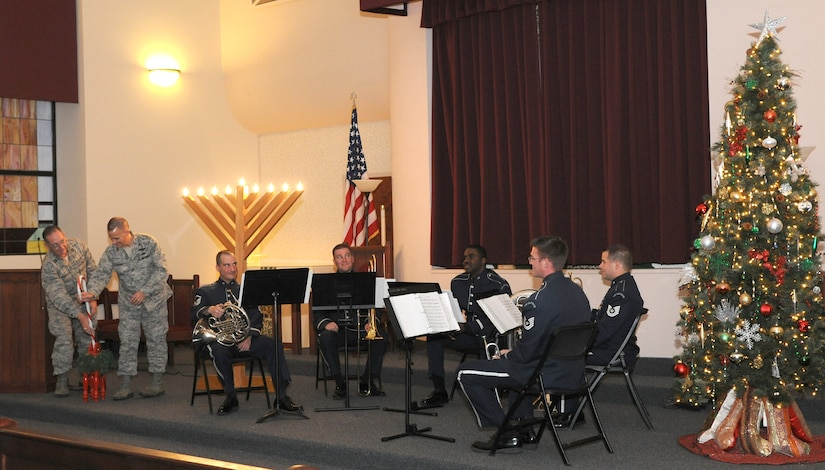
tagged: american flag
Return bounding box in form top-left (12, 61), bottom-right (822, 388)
top-left (343, 106), bottom-right (378, 246)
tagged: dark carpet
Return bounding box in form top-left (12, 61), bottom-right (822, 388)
top-left (1, 343), bottom-right (824, 469)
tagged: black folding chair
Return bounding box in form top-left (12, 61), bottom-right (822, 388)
top-left (489, 322), bottom-right (613, 465)
top-left (570, 308), bottom-right (653, 430)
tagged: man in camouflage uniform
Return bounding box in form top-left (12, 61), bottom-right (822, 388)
top-left (41, 225), bottom-right (98, 397)
top-left (81, 217), bottom-right (172, 400)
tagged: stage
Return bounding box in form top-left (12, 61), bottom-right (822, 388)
top-left (1, 344), bottom-right (822, 470)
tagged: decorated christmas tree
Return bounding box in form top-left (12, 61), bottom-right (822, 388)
top-left (673, 12), bottom-right (825, 457)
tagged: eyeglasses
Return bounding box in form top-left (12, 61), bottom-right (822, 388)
top-left (527, 256), bottom-right (545, 263)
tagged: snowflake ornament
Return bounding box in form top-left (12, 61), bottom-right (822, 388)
top-left (735, 320), bottom-right (763, 350)
top-left (715, 299), bottom-right (741, 323)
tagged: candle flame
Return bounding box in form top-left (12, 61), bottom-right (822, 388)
top-left (182, 187), bottom-right (189, 197)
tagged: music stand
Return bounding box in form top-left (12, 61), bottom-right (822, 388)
top-left (380, 285), bottom-right (454, 443)
top-left (313, 272), bottom-right (380, 412)
top-left (238, 268), bottom-right (311, 423)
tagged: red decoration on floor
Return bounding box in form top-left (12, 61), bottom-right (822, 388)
top-left (679, 434), bottom-right (825, 465)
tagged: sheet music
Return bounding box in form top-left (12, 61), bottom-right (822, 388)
top-left (388, 291), bottom-right (460, 338)
top-left (477, 293), bottom-right (523, 334)
top-left (443, 290), bottom-right (465, 323)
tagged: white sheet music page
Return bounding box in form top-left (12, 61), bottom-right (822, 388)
top-left (477, 293), bottom-right (523, 334)
top-left (389, 293), bottom-right (432, 338)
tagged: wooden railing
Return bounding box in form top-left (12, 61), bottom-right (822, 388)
top-left (0, 418), bottom-right (272, 470)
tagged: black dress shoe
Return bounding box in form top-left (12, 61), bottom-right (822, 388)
top-left (420, 389), bottom-right (449, 406)
top-left (278, 396), bottom-right (304, 412)
top-left (519, 430), bottom-right (538, 450)
top-left (552, 411), bottom-right (585, 428)
top-left (471, 431), bottom-right (523, 454)
top-left (333, 385), bottom-right (347, 400)
top-left (359, 381), bottom-right (385, 397)
top-left (217, 396), bottom-right (239, 415)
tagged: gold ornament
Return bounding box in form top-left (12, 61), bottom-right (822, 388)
top-left (769, 325), bottom-right (784, 337)
top-left (739, 292), bottom-right (753, 306)
top-left (752, 354), bottom-right (764, 369)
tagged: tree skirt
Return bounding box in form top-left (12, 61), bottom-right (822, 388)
top-left (679, 434), bottom-right (825, 465)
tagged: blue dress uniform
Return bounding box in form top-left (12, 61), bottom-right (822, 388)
top-left (426, 269), bottom-right (512, 381)
top-left (588, 272), bottom-right (645, 369)
top-left (457, 271), bottom-right (590, 428)
top-left (191, 278), bottom-right (293, 401)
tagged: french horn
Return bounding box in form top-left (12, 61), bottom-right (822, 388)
top-left (192, 303), bottom-right (251, 347)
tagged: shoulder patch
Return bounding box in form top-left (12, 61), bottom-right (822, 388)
top-left (523, 316), bottom-right (535, 330)
top-left (606, 304), bottom-right (621, 318)
top-left (193, 294), bottom-right (202, 307)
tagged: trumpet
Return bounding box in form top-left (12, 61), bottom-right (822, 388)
top-left (483, 335), bottom-right (500, 359)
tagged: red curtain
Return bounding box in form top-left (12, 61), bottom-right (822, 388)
top-left (427, 0), bottom-right (710, 267)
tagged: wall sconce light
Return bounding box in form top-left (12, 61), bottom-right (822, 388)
top-left (147, 68), bottom-right (181, 87)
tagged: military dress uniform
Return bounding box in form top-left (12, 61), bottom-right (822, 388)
top-left (192, 278), bottom-right (300, 413)
top-left (457, 271), bottom-right (590, 428)
top-left (86, 232), bottom-right (171, 398)
top-left (588, 272), bottom-right (644, 369)
top-left (41, 238), bottom-right (98, 381)
top-left (422, 269), bottom-right (511, 403)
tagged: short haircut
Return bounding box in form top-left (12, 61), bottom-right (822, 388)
top-left (466, 244), bottom-right (487, 260)
top-left (530, 236), bottom-right (568, 269)
top-left (605, 244), bottom-right (633, 270)
top-left (216, 250), bottom-right (234, 266)
top-left (332, 242), bottom-right (352, 256)
top-left (107, 217), bottom-right (129, 232)
top-left (42, 225), bottom-right (63, 239)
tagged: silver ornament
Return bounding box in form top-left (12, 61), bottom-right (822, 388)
top-left (798, 200), bottom-right (813, 212)
top-left (762, 136), bottom-right (777, 149)
top-left (780, 183), bottom-right (792, 196)
top-left (767, 217), bottom-right (784, 234)
top-left (814, 286), bottom-right (821, 295)
top-left (700, 235), bottom-right (716, 250)
top-left (776, 76), bottom-right (790, 90)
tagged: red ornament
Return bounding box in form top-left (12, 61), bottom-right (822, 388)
top-left (798, 320), bottom-right (811, 333)
top-left (695, 203), bottom-right (709, 216)
top-left (760, 303), bottom-right (773, 316)
top-left (673, 362), bottom-right (690, 378)
top-left (763, 109), bottom-right (777, 123)
top-left (719, 355), bottom-right (730, 366)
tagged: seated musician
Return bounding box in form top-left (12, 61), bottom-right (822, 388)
top-left (553, 243), bottom-right (645, 427)
top-left (191, 250), bottom-right (302, 415)
top-left (417, 244), bottom-right (511, 407)
top-left (314, 243), bottom-right (387, 399)
top-left (457, 236), bottom-right (590, 453)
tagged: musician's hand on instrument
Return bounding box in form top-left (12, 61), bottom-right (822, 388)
top-left (209, 304), bottom-right (225, 318)
top-left (129, 291), bottom-right (145, 305)
top-left (497, 348), bottom-right (510, 359)
top-left (325, 322), bottom-right (339, 333)
top-left (237, 336), bottom-right (252, 352)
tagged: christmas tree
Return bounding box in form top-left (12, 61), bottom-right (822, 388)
top-left (673, 12), bottom-right (824, 457)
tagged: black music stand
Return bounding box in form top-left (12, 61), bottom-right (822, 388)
top-left (380, 285), bottom-right (454, 443)
top-left (238, 268), bottom-right (311, 423)
top-left (313, 272), bottom-right (380, 413)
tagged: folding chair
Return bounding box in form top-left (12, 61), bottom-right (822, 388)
top-left (570, 308), bottom-right (653, 430)
top-left (489, 322), bottom-right (613, 465)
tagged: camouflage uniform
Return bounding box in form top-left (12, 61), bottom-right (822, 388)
top-left (41, 238), bottom-right (98, 376)
top-left (86, 233), bottom-right (172, 377)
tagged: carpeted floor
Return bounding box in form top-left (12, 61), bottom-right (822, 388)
top-left (1, 343), bottom-right (824, 470)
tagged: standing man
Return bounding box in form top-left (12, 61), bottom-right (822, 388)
top-left (80, 217), bottom-right (171, 400)
top-left (458, 236), bottom-right (590, 453)
top-left (418, 244), bottom-right (511, 407)
top-left (191, 251), bottom-right (302, 415)
top-left (41, 225), bottom-right (98, 397)
top-left (314, 243), bottom-right (387, 399)
top-left (553, 243), bottom-right (645, 427)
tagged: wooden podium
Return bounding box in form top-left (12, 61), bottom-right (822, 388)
top-left (0, 270), bottom-right (53, 393)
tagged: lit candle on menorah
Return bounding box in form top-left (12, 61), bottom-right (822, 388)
top-left (181, 178), bottom-right (304, 271)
